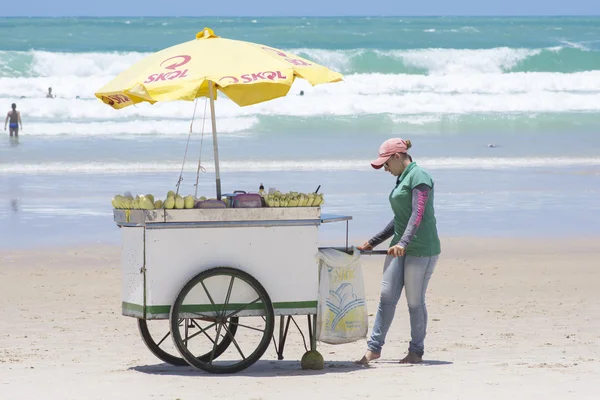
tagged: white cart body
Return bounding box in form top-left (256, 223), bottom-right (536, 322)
top-left (116, 208), bottom-right (335, 320)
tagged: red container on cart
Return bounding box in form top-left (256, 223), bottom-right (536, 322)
top-left (195, 199), bottom-right (227, 209)
top-left (233, 193), bottom-right (263, 208)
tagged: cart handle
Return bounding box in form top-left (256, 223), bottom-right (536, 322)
top-left (318, 247), bottom-right (388, 256)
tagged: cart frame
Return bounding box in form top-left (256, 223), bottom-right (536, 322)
top-left (115, 207), bottom-right (358, 373)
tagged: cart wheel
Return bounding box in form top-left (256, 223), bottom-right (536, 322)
top-left (138, 318), bottom-right (187, 366)
top-left (170, 267), bottom-right (275, 374)
top-left (138, 317), bottom-right (239, 366)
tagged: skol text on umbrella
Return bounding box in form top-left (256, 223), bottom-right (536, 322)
top-left (219, 70), bottom-right (287, 84)
top-left (144, 55), bottom-right (191, 84)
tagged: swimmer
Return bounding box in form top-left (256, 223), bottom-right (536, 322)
top-left (4, 103), bottom-right (22, 137)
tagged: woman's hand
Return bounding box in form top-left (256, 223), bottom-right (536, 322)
top-left (357, 242), bottom-right (373, 251)
top-left (387, 245), bottom-right (406, 257)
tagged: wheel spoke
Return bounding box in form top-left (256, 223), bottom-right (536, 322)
top-left (191, 319), bottom-right (218, 345)
top-left (208, 322), bottom-right (224, 364)
top-left (182, 321), bottom-right (217, 345)
top-left (223, 323), bottom-right (246, 360)
top-left (200, 280), bottom-right (220, 315)
top-left (228, 320), bottom-right (266, 333)
top-left (224, 297), bottom-right (262, 319)
top-left (156, 330), bottom-right (171, 347)
top-left (222, 276), bottom-right (235, 316)
top-left (184, 318), bottom-right (189, 345)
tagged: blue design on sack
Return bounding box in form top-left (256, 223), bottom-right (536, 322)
top-left (325, 283), bottom-right (365, 330)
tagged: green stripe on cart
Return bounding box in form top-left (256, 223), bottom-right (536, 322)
top-left (122, 300), bottom-right (317, 315)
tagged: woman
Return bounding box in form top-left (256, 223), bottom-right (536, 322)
top-left (357, 138), bottom-right (441, 365)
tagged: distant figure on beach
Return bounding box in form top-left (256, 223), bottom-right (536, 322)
top-left (4, 103), bottom-right (22, 137)
top-left (46, 87), bottom-right (55, 98)
top-left (299, 90), bottom-right (304, 96)
top-left (10, 199), bottom-right (19, 212)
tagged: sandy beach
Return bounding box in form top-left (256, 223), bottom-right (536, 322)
top-left (2, 12), bottom-right (600, 400)
top-left (1, 237), bottom-right (598, 399)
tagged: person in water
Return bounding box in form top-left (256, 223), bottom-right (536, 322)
top-left (47, 87), bottom-right (55, 98)
top-left (4, 103), bottom-right (22, 137)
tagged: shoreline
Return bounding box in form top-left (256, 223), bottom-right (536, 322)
top-left (3, 165), bottom-right (600, 251)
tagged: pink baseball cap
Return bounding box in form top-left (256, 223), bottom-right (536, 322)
top-left (371, 138), bottom-right (409, 169)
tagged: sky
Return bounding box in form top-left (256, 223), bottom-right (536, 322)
top-left (3, 0), bottom-right (599, 17)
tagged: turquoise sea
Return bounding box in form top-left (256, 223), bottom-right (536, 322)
top-left (1, 17), bottom-right (600, 249)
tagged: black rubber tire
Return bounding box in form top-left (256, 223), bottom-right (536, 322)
top-left (170, 267), bottom-right (274, 374)
top-left (138, 316), bottom-right (239, 366)
top-left (138, 318), bottom-right (188, 366)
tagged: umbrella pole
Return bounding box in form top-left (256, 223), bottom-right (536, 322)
top-left (208, 81), bottom-right (221, 200)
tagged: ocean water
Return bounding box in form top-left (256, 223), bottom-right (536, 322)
top-left (1, 16), bottom-right (600, 249)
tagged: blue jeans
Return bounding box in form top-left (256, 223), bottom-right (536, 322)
top-left (367, 254), bottom-right (438, 356)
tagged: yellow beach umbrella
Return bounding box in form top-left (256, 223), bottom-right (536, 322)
top-left (95, 28), bottom-right (343, 198)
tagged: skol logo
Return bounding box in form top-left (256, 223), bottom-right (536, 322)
top-left (332, 267), bottom-right (355, 284)
top-left (219, 70), bottom-right (287, 85)
top-left (145, 55), bottom-right (191, 84)
top-left (261, 47), bottom-right (312, 67)
top-left (104, 94), bottom-right (131, 106)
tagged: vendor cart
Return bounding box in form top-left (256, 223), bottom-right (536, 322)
top-left (98, 27), bottom-right (376, 374)
top-left (115, 207), bottom-right (361, 374)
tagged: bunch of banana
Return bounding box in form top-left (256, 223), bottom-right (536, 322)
top-left (264, 191), bottom-right (324, 207)
top-left (162, 190), bottom-right (196, 210)
top-left (112, 192), bottom-right (134, 209)
top-left (111, 190), bottom-right (200, 210)
top-left (308, 193), bottom-right (323, 207)
top-left (112, 193), bottom-right (154, 210)
top-left (111, 195), bottom-right (125, 209)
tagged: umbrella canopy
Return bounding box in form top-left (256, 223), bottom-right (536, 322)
top-left (95, 27), bottom-right (343, 108)
top-left (95, 28), bottom-right (343, 199)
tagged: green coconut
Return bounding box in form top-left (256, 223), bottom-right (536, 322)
top-left (301, 350), bottom-right (324, 370)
